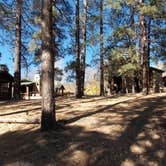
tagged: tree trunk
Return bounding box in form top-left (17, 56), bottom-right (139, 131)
top-left (14, 0), bottom-right (22, 100)
top-left (139, 0), bottom-right (149, 95)
top-left (147, 18), bottom-right (151, 93)
top-left (75, 0), bottom-right (82, 98)
top-left (100, 0), bottom-right (104, 96)
top-left (124, 77), bottom-right (128, 94)
top-left (110, 78), bottom-right (114, 95)
top-left (41, 0), bottom-right (55, 131)
top-left (81, 0), bottom-right (87, 96)
top-left (130, 5), bottom-right (135, 94)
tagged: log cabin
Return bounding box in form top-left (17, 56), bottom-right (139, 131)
top-left (107, 66), bottom-right (165, 94)
top-left (0, 65), bottom-right (13, 100)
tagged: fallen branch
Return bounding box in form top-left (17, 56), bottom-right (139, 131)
top-left (0, 118), bottom-right (40, 124)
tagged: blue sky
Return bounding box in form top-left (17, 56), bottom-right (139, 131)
top-left (0, 0), bottom-right (165, 81)
top-left (0, 0), bottom-right (92, 80)
top-left (0, 43), bottom-right (13, 73)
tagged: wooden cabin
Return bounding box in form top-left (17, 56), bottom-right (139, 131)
top-left (163, 76), bottom-right (166, 87)
top-left (21, 79), bottom-right (40, 99)
top-left (0, 65), bottom-right (13, 100)
top-left (149, 67), bottom-right (164, 93)
top-left (107, 66), bottom-right (165, 94)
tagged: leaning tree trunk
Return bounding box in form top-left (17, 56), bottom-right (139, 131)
top-left (75, 0), bottom-right (82, 98)
top-left (81, 0), bottom-right (87, 96)
top-left (139, 0), bottom-right (149, 95)
top-left (14, 0), bottom-right (22, 100)
top-left (100, 0), bottom-right (104, 96)
top-left (41, 0), bottom-right (55, 131)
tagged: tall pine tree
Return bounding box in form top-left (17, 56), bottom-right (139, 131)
top-left (100, 0), bottom-right (104, 96)
top-left (75, 0), bottom-right (82, 98)
top-left (14, 0), bottom-right (22, 100)
top-left (41, 0), bottom-right (55, 131)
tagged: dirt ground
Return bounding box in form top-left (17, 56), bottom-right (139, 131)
top-left (0, 93), bottom-right (166, 166)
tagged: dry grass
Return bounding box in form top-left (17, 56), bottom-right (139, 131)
top-left (0, 93), bottom-right (166, 166)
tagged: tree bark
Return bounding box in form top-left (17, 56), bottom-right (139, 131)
top-left (41, 0), bottom-right (55, 131)
top-left (100, 0), bottom-right (104, 96)
top-left (139, 0), bottom-right (149, 95)
top-left (14, 0), bottom-right (22, 100)
top-left (130, 5), bottom-right (135, 94)
top-left (147, 18), bottom-right (151, 93)
top-left (75, 0), bottom-right (82, 98)
top-left (81, 0), bottom-right (87, 96)
top-left (124, 77), bottom-right (128, 94)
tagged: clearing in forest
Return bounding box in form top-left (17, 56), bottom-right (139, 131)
top-left (0, 93), bottom-right (166, 166)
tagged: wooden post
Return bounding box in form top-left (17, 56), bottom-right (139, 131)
top-left (9, 82), bottom-right (12, 99)
top-left (26, 86), bottom-right (30, 100)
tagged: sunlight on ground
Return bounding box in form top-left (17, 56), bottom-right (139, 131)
top-left (121, 159), bottom-right (135, 166)
top-left (0, 93), bottom-right (166, 166)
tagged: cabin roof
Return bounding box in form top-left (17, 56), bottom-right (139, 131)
top-left (21, 82), bottom-right (35, 86)
top-left (21, 79), bottom-right (35, 86)
top-left (150, 67), bottom-right (165, 73)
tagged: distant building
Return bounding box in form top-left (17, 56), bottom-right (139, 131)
top-left (162, 72), bottom-right (166, 88)
top-left (107, 66), bottom-right (165, 94)
top-left (0, 64), bottom-right (13, 100)
top-left (34, 72), bottom-right (41, 95)
top-left (163, 76), bottom-right (166, 87)
top-left (149, 67), bottom-right (164, 93)
top-left (21, 79), bottom-right (40, 99)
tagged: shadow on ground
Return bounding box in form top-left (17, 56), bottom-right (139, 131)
top-left (0, 95), bottom-right (166, 166)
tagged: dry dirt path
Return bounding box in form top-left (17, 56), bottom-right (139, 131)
top-left (0, 93), bottom-right (165, 166)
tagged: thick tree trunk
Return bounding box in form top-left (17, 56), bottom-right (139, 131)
top-left (14, 0), bottom-right (22, 100)
top-left (100, 0), bottom-right (104, 96)
top-left (80, 0), bottom-right (87, 96)
top-left (75, 0), bottom-right (82, 98)
top-left (41, 0), bottom-right (55, 131)
top-left (139, 0), bottom-right (149, 95)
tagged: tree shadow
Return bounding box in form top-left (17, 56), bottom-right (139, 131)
top-left (65, 97), bottom-right (141, 124)
top-left (0, 95), bottom-right (165, 166)
top-left (0, 107), bottom-right (41, 116)
top-left (0, 100), bottom-right (41, 109)
top-left (0, 101), bottom-right (72, 117)
top-left (76, 94), bottom-right (130, 104)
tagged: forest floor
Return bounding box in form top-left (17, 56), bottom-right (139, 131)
top-left (0, 93), bottom-right (166, 166)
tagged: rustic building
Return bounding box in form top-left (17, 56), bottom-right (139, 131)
top-left (0, 65), bottom-right (13, 100)
top-left (21, 79), bottom-right (40, 99)
top-left (107, 66), bottom-right (165, 94)
top-left (163, 76), bottom-right (166, 87)
top-left (149, 67), bottom-right (164, 93)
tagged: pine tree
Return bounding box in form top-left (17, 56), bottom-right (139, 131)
top-left (130, 4), bottom-right (136, 93)
top-left (14, 0), bottom-right (22, 100)
top-left (75, 0), bottom-right (82, 98)
top-left (104, 0), bottom-right (140, 94)
top-left (139, 0), bottom-right (149, 95)
top-left (41, 0), bottom-right (55, 131)
top-left (100, 0), bottom-right (104, 96)
top-left (80, 0), bottom-right (87, 96)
